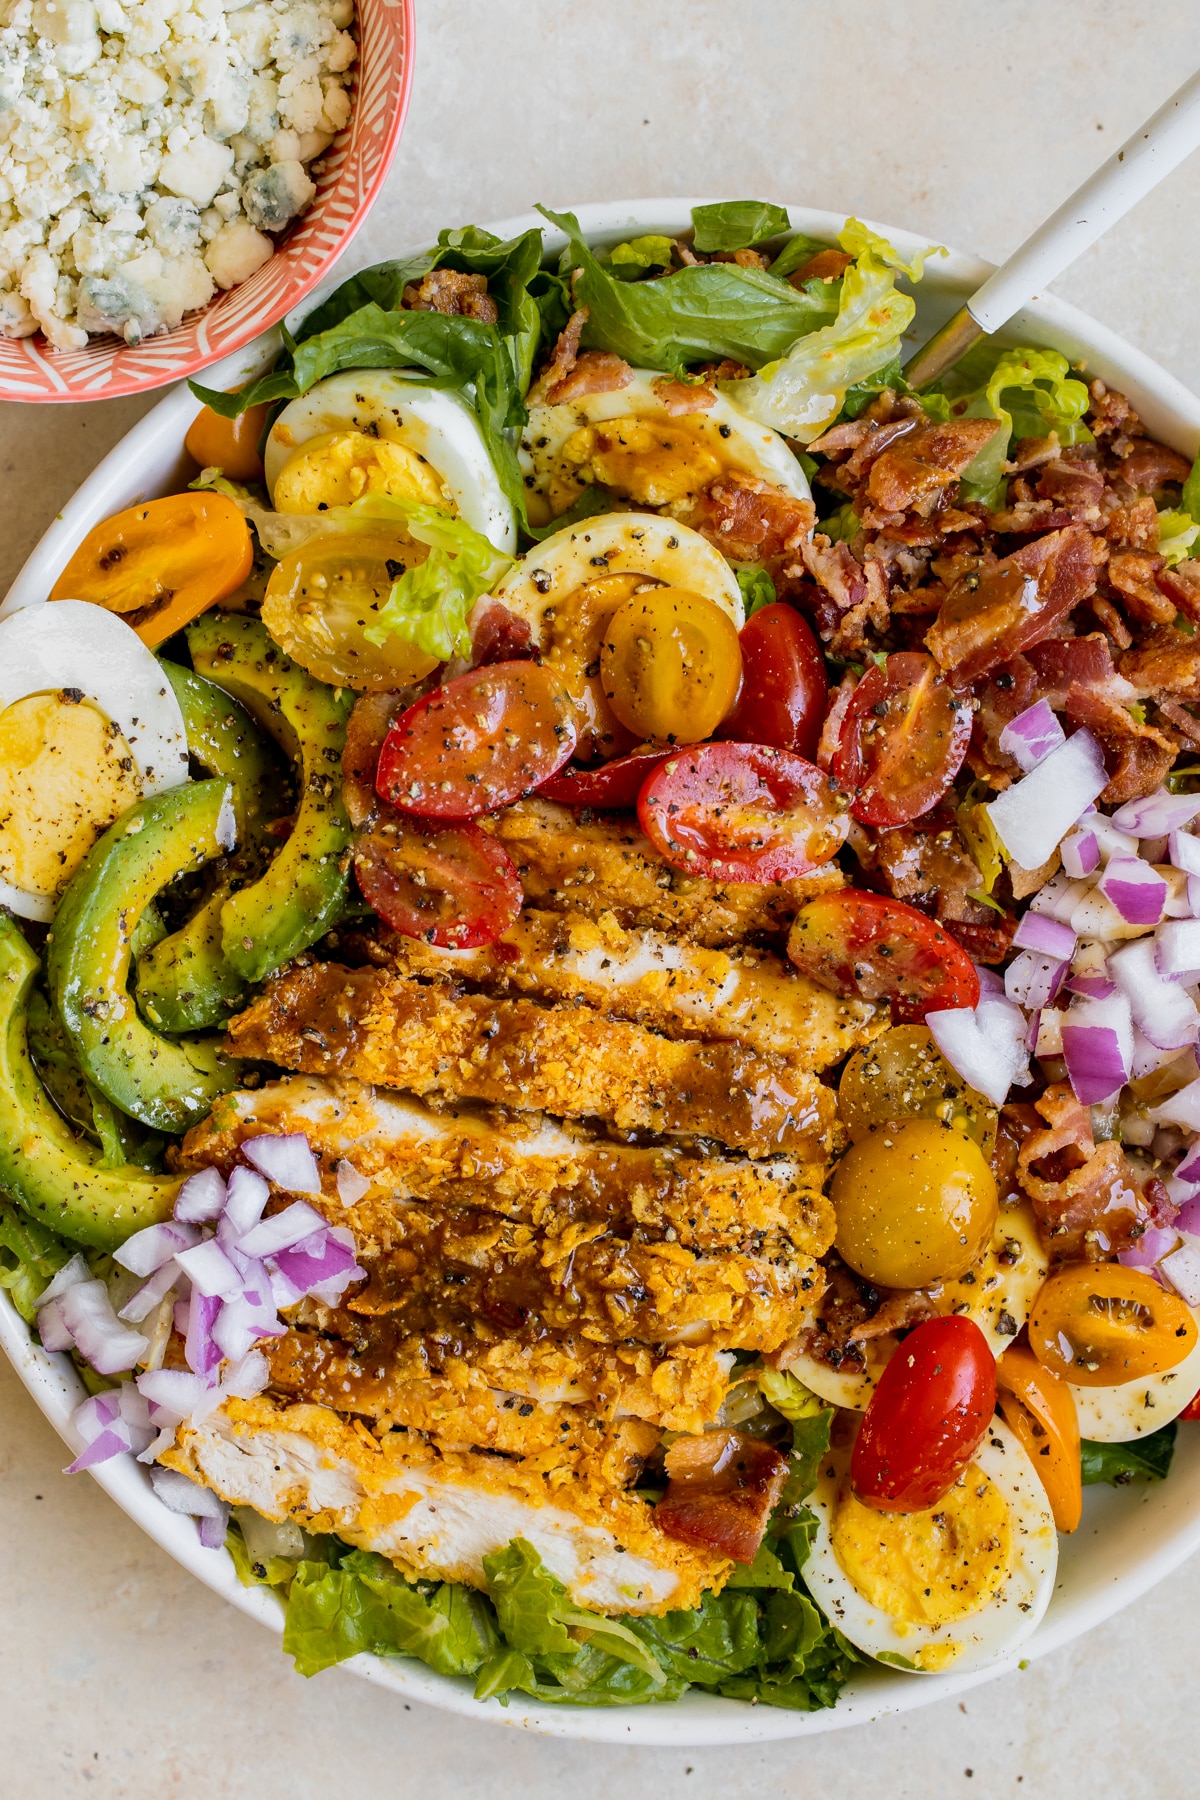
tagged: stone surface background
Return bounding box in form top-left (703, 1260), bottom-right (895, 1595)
top-left (2, 3), bottom-right (1199, 1792)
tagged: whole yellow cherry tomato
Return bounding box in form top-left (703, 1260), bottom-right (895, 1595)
top-left (50, 493), bottom-right (253, 647)
top-left (184, 402), bottom-right (271, 483)
top-left (1029, 1263), bottom-right (1197, 1386)
top-left (600, 586), bottom-right (742, 741)
top-left (838, 1024), bottom-right (998, 1158)
top-left (831, 1116), bottom-right (999, 1289)
top-left (995, 1343), bottom-right (1082, 1532)
top-left (261, 535), bottom-right (441, 691)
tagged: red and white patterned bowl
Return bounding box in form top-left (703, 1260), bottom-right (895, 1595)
top-left (0, 0), bottom-right (415, 404)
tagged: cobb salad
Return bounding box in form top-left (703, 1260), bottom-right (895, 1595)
top-left (3, 198), bottom-right (1200, 1712)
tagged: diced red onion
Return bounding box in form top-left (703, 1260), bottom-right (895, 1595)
top-left (241, 1132), bottom-right (322, 1196)
top-left (985, 728), bottom-right (1108, 871)
top-left (1066, 973), bottom-right (1116, 1000)
top-left (1175, 1142), bottom-right (1200, 1187)
top-left (974, 965), bottom-right (1005, 1000)
top-left (65, 1386), bottom-right (153, 1473)
top-left (1109, 937), bottom-right (1200, 1050)
top-left (1097, 856), bottom-right (1168, 927)
top-left (65, 1426), bottom-right (130, 1474)
top-left (212, 1291), bottom-right (285, 1361)
top-left (223, 1165), bottom-right (269, 1237)
top-left (999, 699), bottom-right (1065, 773)
top-left (1118, 1225), bottom-right (1180, 1276)
top-left (37, 1253), bottom-right (90, 1307)
top-left (1161, 1240), bottom-right (1200, 1306)
top-left (149, 1464), bottom-right (228, 1519)
top-left (1112, 789), bottom-right (1200, 838)
top-left (221, 1348), bottom-right (270, 1399)
top-left (1032, 873), bottom-right (1088, 922)
top-left (118, 1259), bottom-right (181, 1324)
top-left (1130, 1026), bottom-right (1178, 1081)
top-left (273, 1230), bottom-right (363, 1302)
top-left (1061, 991), bottom-right (1133, 1104)
top-left (927, 995), bottom-right (1030, 1106)
top-left (1169, 829), bottom-right (1200, 877)
top-left (1175, 1191), bottom-right (1200, 1233)
top-left (173, 1238), bottom-right (245, 1300)
top-left (59, 1279), bottom-right (149, 1374)
top-left (1089, 816), bottom-right (1139, 863)
top-left (136, 1367), bottom-right (214, 1420)
top-left (1157, 919), bottom-right (1200, 975)
top-left (113, 1220), bottom-right (200, 1278)
top-left (235, 1199), bottom-right (327, 1257)
top-left (1147, 1076), bottom-right (1200, 1131)
top-left (1060, 829), bottom-right (1100, 878)
top-left (335, 1159), bottom-right (371, 1206)
top-left (36, 1296), bottom-right (73, 1352)
top-left (1013, 912), bottom-right (1076, 960)
top-left (173, 1167), bottom-right (227, 1224)
top-left (184, 1288), bottom-right (221, 1378)
top-left (1006, 950), bottom-right (1066, 1011)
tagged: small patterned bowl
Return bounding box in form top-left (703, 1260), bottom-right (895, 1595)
top-left (0, 0), bottom-right (414, 404)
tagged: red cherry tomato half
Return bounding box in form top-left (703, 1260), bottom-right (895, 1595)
top-left (851, 1315), bottom-right (998, 1512)
top-left (538, 747), bottom-right (678, 810)
top-left (1178, 1390), bottom-right (1200, 1422)
top-left (718, 604), bottom-right (827, 760)
top-left (787, 888), bottom-right (980, 1023)
top-left (832, 651), bottom-right (972, 828)
top-left (376, 660), bottom-right (577, 820)
top-left (354, 810), bottom-right (522, 947)
top-left (638, 741), bottom-right (848, 883)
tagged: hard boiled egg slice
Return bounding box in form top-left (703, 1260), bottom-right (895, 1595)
top-left (0, 602), bottom-right (189, 921)
top-left (521, 367), bottom-right (811, 518)
top-left (491, 512), bottom-right (744, 649)
top-left (803, 1416), bottom-right (1058, 1675)
top-left (263, 371), bottom-right (516, 552)
top-left (1069, 1304), bottom-right (1200, 1441)
top-left (786, 1200), bottom-right (1049, 1411)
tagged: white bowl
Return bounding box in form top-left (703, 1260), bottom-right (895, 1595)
top-left (4, 201), bottom-right (1200, 1745)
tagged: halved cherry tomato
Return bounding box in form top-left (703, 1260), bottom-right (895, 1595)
top-left (995, 1343), bottom-right (1082, 1532)
top-left (263, 535), bottom-right (440, 691)
top-left (1028, 1264), bottom-right (1198, 1387)
top-left (600, 587), bottom-right (743, 741)
top-left (637, 741), bottom-right (848, 882)
top-left (832, 651), bottom-right (973, 827)
top-left (184, 402), bottom-right (271, 483)
top-left (1179, 1391), bottom-right (1200, 1421)
top-left (717, 603), bottom-right (827, 759)
top-left (787, 889), bottom-right (981, 1023)
top-left (354, 810), bottom-right (522, 947)
top-left (851, 1315), bottom-right (997, 1512)
top-left (539, 747), bottom-right (676, 809)
top-left (49, 493), bottom-right (253, 647)
top-left (376, 661), bottom-right (577, 819)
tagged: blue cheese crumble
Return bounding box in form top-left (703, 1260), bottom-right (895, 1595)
top-left (0, 0), bottom-right (356, 348)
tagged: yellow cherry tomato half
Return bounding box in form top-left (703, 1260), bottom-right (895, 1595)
top-left (50, 492), bottom-right (253, 647)
top-left (599, 586), bottom-right (742, 742)
top-left (837, 1023), bottom-right (998, 1158)
top-left (1028, 1263), bottom-right (1198, 1387)
top-left (261, 535), bottom-right (441, 692)
top-left (995, 1343), bottom-right (1082, 1533)
top-left (830, 1116), bottom-right (999, 1289)
top-left (184, 402), bottom-right (271, 483)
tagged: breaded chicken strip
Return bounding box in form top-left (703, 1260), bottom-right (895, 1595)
top-left (383, 908), bottom-right (880, 1067)
top-left (226, 963), bottom-right (836, 1159)
top-left (484, 799), bottom-right (843, 943)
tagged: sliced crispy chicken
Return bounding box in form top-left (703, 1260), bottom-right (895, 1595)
top-left (226, 964), bottom-right (837, 1159)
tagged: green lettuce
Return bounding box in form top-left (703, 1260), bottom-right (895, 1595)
top-left (723, 221), bottom-right (941, 442)
top-left (361, 505), bottom-right (514, 661)
top-left (1157, 509), bottom-right (1200, 567)
top-left (481, 1539), bottom-right (666, 1685)
top-left (607, 235), bottom-right (675, 280)
top-left (538, 205), bottom-right (839, 375)
top-left (923, 343), bottom-right (1092, 507)
top-left (769, 232), bottom-right (836, 283)
top-left (1081, 1424), bottom-right (1177, 1487)
top-left (736, 563), bottom-right (777, 616)
top-left (283, 1549), bottom-right (501, 1679)
top-left (0, 1201), bottom-right (72, 1322)
top-left (691, 201), bottom-right (791, 254)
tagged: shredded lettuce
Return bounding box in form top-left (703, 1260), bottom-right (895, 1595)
top-left (691, 200), bottom-right (791, 255)
top-left (736, 563), bottom-right (777, 616)
top-left (0, 1201), bottom-right (72, 1322)
top-left (722, 221), bottom-right (941, 442)
top-left (1158, 508), bottom-right (1200, 567)
top-left (757, 1366), bottom-right (825, 1422)
top-left (923, 343), bottom-right (1092, 507)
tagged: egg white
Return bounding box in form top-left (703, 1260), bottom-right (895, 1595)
top-left (803, 1416), bottom-right (1058, 1675)
top-left (263, 371), bottom-right (517, 553)
top-left (786, 1200), bottom-right (1049, 1411)
top-left (0, 601), bottom-right (189, 921)
top-left (519, 366), bottom-right (811, 512)
top-left (1069, 1304), bottom-right (1200, 1441)
top-left (491, 512), bottom-right (745, 648)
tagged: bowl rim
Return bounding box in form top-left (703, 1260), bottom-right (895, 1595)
top-left (4, 198), bottom-right (1200, 1746)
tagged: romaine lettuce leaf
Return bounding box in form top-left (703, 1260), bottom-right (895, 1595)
top-left (0, 1200), bottom-right (72, 1322)
top-left (768, 232), bottom-right (835, 282)
top-left (1081, 1424), bottom-right (1177, 1486)
top-left (362, 506), bottom-right (514, 661)
top-left (943, 345), bottom-right (1092, 505)
top-left (757, 1365), bottom-right (825, 1422)
top-left (607, 235), bottom-right (675, 279)
top-left (736, 563), bottom-right (777, 616)
top-left (1158, 508), bottom-right (1200, 567)
top-left (776, 1406), bottom-right (835, 1511)
top-left (483, 1538), bottom-right (666, 1684)
top-left (282, 1551), bottom-right (500, 1679)
top-left (691, 201), bottom-right (791, 254)
top-left (723, 221), bottom-right (940, 441)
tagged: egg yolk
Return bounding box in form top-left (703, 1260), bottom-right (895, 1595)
top-left (0, 693), bottom-right (141, 898)
top-left (832, 1463), bottom-right (1012, 1627)
top-left (559, 418), bottom-right (724, 509)
top-left (272, 430), bottom-right (452, 515)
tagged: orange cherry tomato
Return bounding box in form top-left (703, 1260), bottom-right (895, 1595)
top-left (354, 809), bottom-right (522, 947)
top-left (788, 889), bottom-right (981, 1023)
top-left (1029, 1264), bottom-right (1198, 1387)
top-left (184, 402), bottom-right (271, 483)
top-left (638, 741), bottom-right (848, 882)
top-left (50, 493), bottom-right (253, 647)
top-left (376, 661), bottom-right (578, 819)
top-left (995, 1343), bottom-right (1082, 1532)
top-left (832, 651), bottom-right (973, 828)
top-left (600, 587), bottom-right (743, 741)
top-left (851, 1315), bottom-right (997, 1512)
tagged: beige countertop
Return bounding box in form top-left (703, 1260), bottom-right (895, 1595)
top-left (2, 3), bottom-right (1200, 1793)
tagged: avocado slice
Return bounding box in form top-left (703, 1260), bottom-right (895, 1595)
top-left (187, 614), bottom-right (354, 984)
top-left (46, 779), bottom-right (243, 1133)
top-left (0, 916), bottom-right (180, 1250)
top-left (135, 662), bottom-right (285, 1032)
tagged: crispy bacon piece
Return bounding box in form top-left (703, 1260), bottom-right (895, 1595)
top-left (1008, 435), bottom-right (1063, 475)
top-left (1035, 456), bottom-right (1105, 523)
top-left (1119, 440), bottom-right (1192, 491)
top-left (787, 248), bottom-right (854, 287)
top-left (926, 526), bottom-right (1098, 683)
top-left (1016, 1083), bottom-right (1168, 1260)
top-left (1088, 378), bottom-right (1140, 443)
top-left (537, 307), bottom-right (587, 398)
top-left (692, 472), bottom-right (815, 562)
top-left (1063, 682), bottom-right (1177, 805)
top-left (797, 535), bottom-right (889, 654)
top-left (470, 601), bottom-right (539, 668)
top-left (874, 820), bottom-right (1000, 941)
top-left (1155, 558), bottom-right (1200, 626)
top-left (865, 419), bottom-right (1004, 518)
top-left (651, 376), bottom-right (717, 414)
top-left (969, 654), bottom-right (1040, 783)
top-left (546, 349), bottom-right (632, 404)
top-left (1106, 550), bottom-right (1175, 625)
top-left (1105, 495), bottom-right (1161, 551)
top-left (1120, 623), bottom-right (1200, 698)
top-left (403, 268), bottom-right (498, 323)
top-left (656, 1429), bottom-right (788, 1564)
top-left (342, 689), bottom-right (431, 828)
